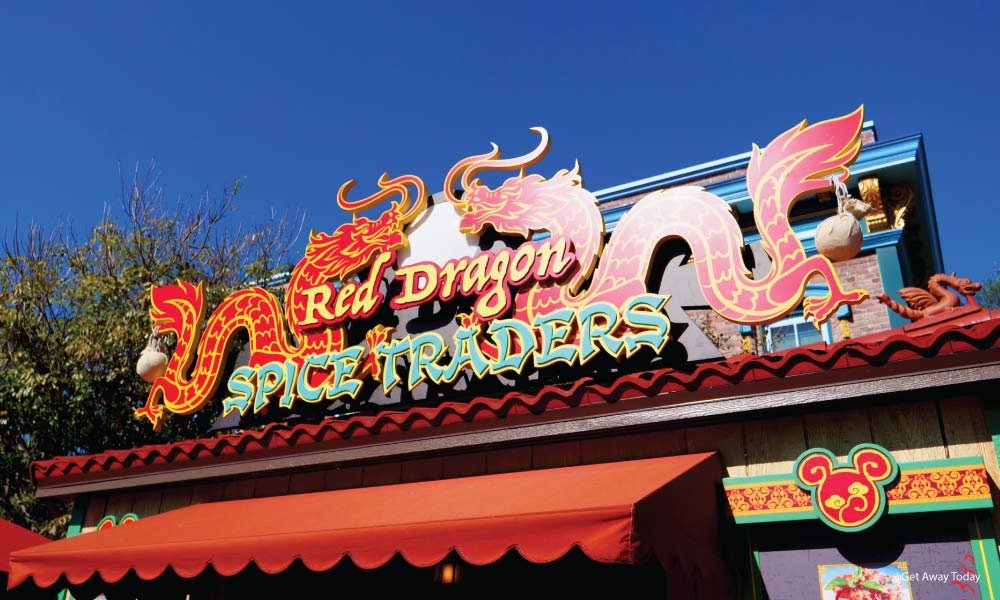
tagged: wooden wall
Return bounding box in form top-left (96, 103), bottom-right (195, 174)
top-left (78, 394), bottom-right (1000, 537)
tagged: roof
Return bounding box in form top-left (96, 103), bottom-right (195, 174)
top-left (31, 306), bottom-right (1000, 489)
top-left (11, 454), bottom-right (726, 592)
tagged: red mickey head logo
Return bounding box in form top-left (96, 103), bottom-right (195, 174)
top-left (795, 445), bottom-right (897, 532)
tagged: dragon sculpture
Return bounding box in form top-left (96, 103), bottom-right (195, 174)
top-left (877, 273), bottom-right (982, 321)
top-left (136, 174), bottom-right (427, 430)
top-left (444, 107), bottom-right (869, 328)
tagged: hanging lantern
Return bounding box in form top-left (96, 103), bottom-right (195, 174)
top-left (815, 178), bottom-right (871, 262)
top-left (136, 329), bottom-right (168, 383)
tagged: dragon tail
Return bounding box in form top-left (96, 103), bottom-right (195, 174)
top-left (747, 106), bottom-right (865, 210)
top-left (876, 293), bottom-right (922, 321)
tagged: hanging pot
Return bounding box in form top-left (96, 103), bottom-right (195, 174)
top-left (136, 332), bottom-right (168, 383)
top-left (815, 213), bottom-right (863, 262)
top-left (815, 180), bottom-right (870, 262)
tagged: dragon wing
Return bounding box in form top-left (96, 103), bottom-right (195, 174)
top-left (898, 287), bottom-right (936, 310)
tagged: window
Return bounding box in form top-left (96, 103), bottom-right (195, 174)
top-left (765, 313), bottom-right (831, 352)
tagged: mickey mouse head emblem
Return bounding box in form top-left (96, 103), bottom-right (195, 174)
top-left (794, 444), bottom-right (898, 532)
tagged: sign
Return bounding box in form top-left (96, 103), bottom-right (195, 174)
top-left (794, 444), bottom-right (898, 532)
top-left (724, 452), bottom-right (991, 530)
top-left (137, 108), bottom-right (868, 430)
top-left (759, 539), bottom-right (983, 599)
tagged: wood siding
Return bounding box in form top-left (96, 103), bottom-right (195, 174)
top-left (78, 393), bottom-right (1000, 547)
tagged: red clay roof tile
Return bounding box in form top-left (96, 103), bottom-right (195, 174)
top-left (31, 308), bottom-right (1000, 484)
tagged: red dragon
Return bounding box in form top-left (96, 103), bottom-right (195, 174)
top-left (136, 174), bottom-right (426, 430)
top-left (877, 272), bottom-right (982, 321)
top-left (443, 108), bottom-right (869, 328)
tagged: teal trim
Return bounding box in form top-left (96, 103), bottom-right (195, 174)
top-left (970, 512), bottom-right (1000, 600)
top-left (724, 473), bottom-right (796, 486)
top-left (876, 245), bottom-right (908, 329)
top-left (743, 221), bottom-right (904, 259)
top-left (65, 498), bottom-right (87, 539)
top-left (888, 498), bottom-right (993, 514)
top-left (987, 404), bottom-right (1000, 504)
top-left (593, 121), bottom-right (878, 205)
top-left (749, 542), bottom-right (766, 600)
top-left (594, 151), bottom-right (752, 203)
top-left (851, 134), bottom-right (922, 177)
top-left (733, 511), bottom-right (816, 525)
top-left (856, 228), bottom-right (905, 251)
top-left (605, 200), bottom-right (904, 261)
top-left (915, 141), bottom-right (946, 274)
top-left (56, 500), bottom-right (85, 600)
top-left (898, 237), bottom-right (913, 284)
top-left (598, 133), bottom-right (920, 231)
top-left (903, 456), bottom-right (986, 470)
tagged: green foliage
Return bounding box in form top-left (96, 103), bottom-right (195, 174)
top-left (978, 263), bottom-right (1000, 309)
top-left (0, 164), bottom-right (300, 535)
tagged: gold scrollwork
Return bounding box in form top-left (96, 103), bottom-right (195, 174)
top-left (886, 183), bottom-right (915, 229)
top-left (858, 177), bottom-right (889, 232)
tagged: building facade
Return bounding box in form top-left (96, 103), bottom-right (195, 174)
top-left (10, 110), bottom-right (998, 599)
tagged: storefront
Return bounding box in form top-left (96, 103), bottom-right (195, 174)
top-left (10, 107), bottom-right (1000, 599)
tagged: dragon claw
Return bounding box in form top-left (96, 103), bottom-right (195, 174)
top-left (135, 402), bottom-right (164, 432)
top-left (802, 289), bottom-right (869, 327)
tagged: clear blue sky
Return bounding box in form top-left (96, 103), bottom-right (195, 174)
top-left (1, 2), bottom-right (997, 283)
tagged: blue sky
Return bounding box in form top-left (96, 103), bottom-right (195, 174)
top-left (1, 2), bottom-right (998, 284)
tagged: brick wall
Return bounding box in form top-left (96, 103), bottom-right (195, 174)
top-left (687, 309), bottom-right (746, 357)
top-left (827, 252), bottom-right (892, 342)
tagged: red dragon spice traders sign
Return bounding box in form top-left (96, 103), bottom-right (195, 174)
top-left (137, 108), bottom-right (868, 430)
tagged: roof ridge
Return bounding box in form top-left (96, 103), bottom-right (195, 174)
top-left (32, 310), bottom-right (1000, 484)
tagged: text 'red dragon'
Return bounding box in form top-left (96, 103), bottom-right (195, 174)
top-left (137, 174), bottom-right (427, 430)
top-left (444, 107), bottom-right (868, 328)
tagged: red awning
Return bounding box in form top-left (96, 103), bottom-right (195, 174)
top-left (0, 518), bottom-right (47, 574)
top-left (10, 453), bottom-right (724, 590)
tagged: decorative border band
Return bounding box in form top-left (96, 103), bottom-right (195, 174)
top-left (724, 454), bottom-right (992, 528)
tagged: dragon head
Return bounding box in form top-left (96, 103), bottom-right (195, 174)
top-left (945, 272), bottom-right (983, 297)
top-left (305, 212), bottom-right (403, 281)
top-left (299, 173), bottom-right (427, 282)
top-left (444, 127), bottom-right (580, 237)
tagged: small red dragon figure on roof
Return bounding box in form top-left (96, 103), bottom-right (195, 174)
top-left (877, 273), bottom-right (982, 321)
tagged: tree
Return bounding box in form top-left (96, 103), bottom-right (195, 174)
top-left (0, 164), bottom-right (300, 535)
top-left (978, 264), bottom-right (1000, 309)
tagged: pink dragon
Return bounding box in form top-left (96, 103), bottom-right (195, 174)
top-left (443, 107), bottom-right (869, 328)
